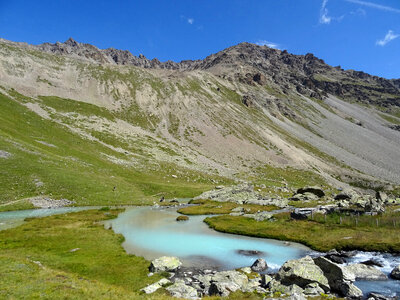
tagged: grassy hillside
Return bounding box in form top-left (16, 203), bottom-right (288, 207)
top-left (0, 91), bottom-right (229, 211)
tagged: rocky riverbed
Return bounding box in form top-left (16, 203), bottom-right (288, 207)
top-left (142, 254), bottom-right (400, 299)
top-left (196, 183), bottom-right (400, 218)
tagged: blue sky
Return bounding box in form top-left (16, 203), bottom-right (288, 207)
top-left (0, 0), bottom-right (399, 78)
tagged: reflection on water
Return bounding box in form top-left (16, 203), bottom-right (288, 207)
top-left (109, 206), bottom-right (310, 270)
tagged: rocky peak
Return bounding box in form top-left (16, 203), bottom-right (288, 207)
top-left (64, 37), bottom-right (79, 47)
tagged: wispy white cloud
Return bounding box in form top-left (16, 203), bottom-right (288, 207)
top-left (319, 0), bottom-right (345, 24)
top-left (256, 40), bottom-right (281, 49)
top-left (319, 0), bottom-right (332, 24)
top-left (345, 0), bottom-right (400, 14)
top-left (187, 18), bottom-right (194, 25)
top-left (376, 30), bottom-right (400, 46)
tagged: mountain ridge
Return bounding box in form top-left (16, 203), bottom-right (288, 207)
top-left (1, 37), bottom-right (400, 191)
top-left (12, 37), bottom-right (400, 111)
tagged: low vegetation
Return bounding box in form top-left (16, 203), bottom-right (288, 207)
top-left (204, 211), bottom-right (400, 252)
top-left (0, 208), bottom-right (269, 299)
top-left (0, 209), bottom-right (173, 299)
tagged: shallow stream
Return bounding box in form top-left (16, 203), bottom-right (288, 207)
top-left (1, 205), bottom-right (399, 296)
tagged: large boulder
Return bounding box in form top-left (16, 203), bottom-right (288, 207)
top-left (251, 258), bottom-right (268, 272)
top-left (141, 278), bottom-right (171, 294)
top-left (291, 192), bottom-right (320, 202)
top-left (296, 186), bottom-right (325, 198)
top-left (166, 279), bottom-right (198, 299)
top-left (344, 263), bottom-right (387, 280)
top-left (195, 270), bottom-right (248, 296)
top-left (252, 211), bottom-right (274, 221)
top-left (313, 257), bottom-right (362, 299)
top-left (376, 191), bottom-right (388, 202)
top-left (149, 256), bottom-right (182, 272)
top-left (390, 265), bottom-right (400, 279)
top-left (207, 270), bottom-right (248, 296)
top-left (335, 189), bottom-right (358, 201)
top-left (277, 256), bottom-right (329, 291)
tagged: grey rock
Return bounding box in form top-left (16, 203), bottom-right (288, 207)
top-left (251, 258), bottom-right (268, 272)
top-left (149, 256), bottom-right (182, 272)
top-left (193, 183), bottom-right (288, 207)
top-left (29, 196), bottom-right (75, 208)
top-left (195, 270), bottom-right (248, 296)
top-left (166, 279), bottom-right (198, 299)
top-left (376, 191), bottom-right (388, 202)
top-left (261, 274), bottom-right (273, 287)
top-left (277, 256), bottom-right (329, 291)
top-left (335, 189), bottom-right (358, 201)
top-left (361, 259), bottom-right (385, 268)
top-left (209, 281), bottom-right (239, 297)
top-left (141, 278), bottom-right (171, 294)
top-left (342, 282), bottom-right (363, 299)
top-left (303, 282), bottom-right (325, 296)
top-left (290, 193), bottom-right (319, 202)
top-left (207, 270), bottom-right (248, 296)
top-left (240, 267), bottom-right (252, 274)
top-left (0, 150), bottom-right (11, 159)
top-left (237, 249), bottom-right (266, 256)
top-left (231, 206), bottom-right (244, 213)
top-left (313, 257), bottom-right (362, 298)
top-left (286, 284), bottom-right (306, 298)
top-left (253, 211), bottom-right (274, 221)
top-left (368, 292), bottom-right (398, 300)
top-left (296, 186), bottom-right (325, 198)
top-left (344, 263), bottom-right (387, 280)
top-left (390, 265), bottom-right (400, 280)
top-left (290, 208), bottom-right (316, 220)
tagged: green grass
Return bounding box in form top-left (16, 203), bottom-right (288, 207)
top-left (0, 209), bottom-right (173, 299)
top-left (0, 208), bottom-right (267, 299)
top-left (379, 113), bottom-right (400, 125)
top-left (40, 96), bottom-right (116, 120)
top-left (0, 92), bottom-right (227, 208)
top-left (177, 199), bottom-right (278, 215)
top-left (205, 211), bottom-right (400, 252)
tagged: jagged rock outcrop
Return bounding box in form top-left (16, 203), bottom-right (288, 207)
top-left (32, 38), bottom-right (400, 110)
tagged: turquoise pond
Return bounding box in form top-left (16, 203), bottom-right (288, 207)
top-left (107, 206), bottom-right (311, 271)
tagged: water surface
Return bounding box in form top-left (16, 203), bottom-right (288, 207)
top-left (109, 206), bottom-right (311, 270)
